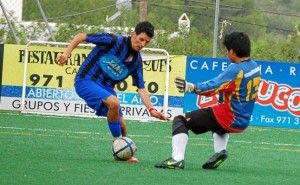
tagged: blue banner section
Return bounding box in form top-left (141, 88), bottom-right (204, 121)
top-left (117, 92), bottom-right (183, 107)
top-left (1, 85), bottom-right (184, 108)
top-left (1, 85), bottom-right (82, 101)
top-left (1, 85), bottom-right (23, 97)
top-left (184, 57), bottom-right (300, 129)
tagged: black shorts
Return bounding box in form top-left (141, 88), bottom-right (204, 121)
top-left (185, 107), bottom-right (228, 135)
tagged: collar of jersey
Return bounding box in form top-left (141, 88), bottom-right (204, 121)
top-left (126, 36), bottom-right (136, 55)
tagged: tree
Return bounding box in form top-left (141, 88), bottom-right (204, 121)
top-left (0, 0), bottom-right (298, 62)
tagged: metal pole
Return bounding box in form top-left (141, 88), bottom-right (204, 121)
top-left (212, 0), bottom-right (220, 58)
top-left (0, 1), bottom-right (20, 44)
top-left (35, 0), bottom-right (56, 42)
top-left (139, 0), bottom-right (147, 22)
top-left (141, 48), bottom-right (169, 118)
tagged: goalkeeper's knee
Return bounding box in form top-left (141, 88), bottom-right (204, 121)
top-left (172, 115), bottom-right (189, 136)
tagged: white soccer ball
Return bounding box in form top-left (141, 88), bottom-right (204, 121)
top-left (112, 137), bottom-right (137, 161)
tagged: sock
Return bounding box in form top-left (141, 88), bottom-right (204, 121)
top-left (108, 120), bottom-right (121, 138)
top-left (213, 132), bottom-right (229, 153)
top-left (172, 133), bottom-right (188, 161)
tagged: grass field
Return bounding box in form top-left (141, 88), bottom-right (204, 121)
top-left (0, 112), bottom-right (299, 185)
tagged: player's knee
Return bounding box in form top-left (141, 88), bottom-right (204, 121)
top-left (110, 101), bottom-right (120, 110)
top-left (172, 115), bottom-right (189, 136)
top-left (106, 96), bottom-right (120, 110)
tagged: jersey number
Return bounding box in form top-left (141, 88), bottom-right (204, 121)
top-left (246, 76), bottom-right (260, 101)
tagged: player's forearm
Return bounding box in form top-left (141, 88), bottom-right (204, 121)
top-left (64, 33), bottom-right (87, 56)
top-left (138, 88), bottom-right (153, 109)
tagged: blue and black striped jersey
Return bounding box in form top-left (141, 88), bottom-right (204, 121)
top-left (75, 32), bottom-right (145, 89)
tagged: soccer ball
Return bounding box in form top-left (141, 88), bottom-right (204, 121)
top-left (112, 137), bottom-right (137, 161)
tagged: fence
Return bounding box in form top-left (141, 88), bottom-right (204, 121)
top-left (0, 0), bottom-right (299, 62)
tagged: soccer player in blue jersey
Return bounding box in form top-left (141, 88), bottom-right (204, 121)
top-left (155, 32), bottom-right (261, 169)
top-left (56, 21), bottom-right (169, 162)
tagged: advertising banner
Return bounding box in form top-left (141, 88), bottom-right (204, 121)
top-left (184, 56), bottom-right (300, 129)
top-left (1, 44), bottom-right (299, 129)
top-left (0, 44), bottom-right (185, 120)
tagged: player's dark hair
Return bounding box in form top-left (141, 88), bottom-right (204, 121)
top-left (223, 32), bottom-right (251, 57)
top-left (134, 21), bottom-right (154, 38)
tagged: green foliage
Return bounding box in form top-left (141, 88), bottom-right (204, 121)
top-left (222, 13), bottom-right (268, 40)
top-left (1, 0), bottom-right (299, 62)
top-left (252, 32), bottom-right (300, 62)
top-left (23, 0), bottom-right (114, 25)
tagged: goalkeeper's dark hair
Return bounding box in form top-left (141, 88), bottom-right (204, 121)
top-left (134, 21), bottom-right (154, 38)
top-left (223, 32), bottom-right (251, 57)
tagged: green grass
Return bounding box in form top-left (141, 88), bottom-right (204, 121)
top-left (0, 112), bottom-right (299, 185)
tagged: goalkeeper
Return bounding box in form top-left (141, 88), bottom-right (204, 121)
top-left (56, 21), bottom-right (168, 163)
top-left (155, 32), bottom-right (261, 169)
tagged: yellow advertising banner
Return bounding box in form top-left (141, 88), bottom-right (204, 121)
top-left (3, 44), bottom-right (91, 89)
top-left (3, 44), bottom-right (186, 96)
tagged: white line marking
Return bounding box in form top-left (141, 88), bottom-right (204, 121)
top-left (1, 126), bottom-right (300, 148)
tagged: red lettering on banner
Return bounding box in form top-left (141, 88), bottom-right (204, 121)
top-left (196, 79), bottom-right (300, 116)
top-left (256, 80), bottom-right (278, 105)
top-left (289, 89), bottom-right (300, 116)
top-left (257, 80), bottom-right (300, 116)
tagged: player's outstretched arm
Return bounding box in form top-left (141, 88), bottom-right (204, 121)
top-left (137, 88), bottom-right (169, 121)
top-left (56, 33), bottom-right (87, 66)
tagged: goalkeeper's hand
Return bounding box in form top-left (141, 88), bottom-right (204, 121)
top-left (174, 77), bottom-right (195, 93)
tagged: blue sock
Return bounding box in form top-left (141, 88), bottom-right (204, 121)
top-left (108, 120), bottom-right (121, 137)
